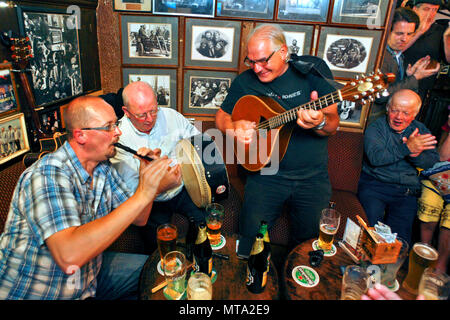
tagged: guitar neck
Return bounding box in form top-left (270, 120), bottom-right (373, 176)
top-left (257, 91), bottom-right (342, 130)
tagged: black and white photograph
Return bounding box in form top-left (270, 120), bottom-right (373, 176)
top-left (185, 19), bottom-right (241, 68)
top-left (122, 68), bottom-right (177, 110)
top-left (257, 23), bottom-right (314, 56)
top-left (0, 113), bottom-right (30, 165)
top-left (127, 23), bottom-right (172, 59)
top-left (277, 0), bottom-right (329, 22)
top-left (332, 0), bottom-right (388, 26)
top-left (19, 10), bottom-right (83, 107)
top-left (216, 0), bottom-right (275, 19)
top-left (0, 64), bottom-right (20, 116)
top-left (114, 0), bottom-right (152, 12)
top-left (40, 108), bottom-right (62, 136)
top-left (337, 99), bottom-right (370, 130)
top-left (153, 0), bottom-right (215, 17)
top-left (121, 15), bottom-right (178, 66)
top-left (183, 70), bottom-right (236, 114)
top-left (317, 27), bottom-right (382, 78)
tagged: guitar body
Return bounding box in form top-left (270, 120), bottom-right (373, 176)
top-left (231, 95), bottom-right (294, 172)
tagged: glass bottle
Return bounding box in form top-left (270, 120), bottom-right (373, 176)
top-left (193, 222), bottom-right (213, 277)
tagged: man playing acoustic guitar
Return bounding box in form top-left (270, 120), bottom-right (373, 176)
top-left (215, 24), bottom-right (340, 258)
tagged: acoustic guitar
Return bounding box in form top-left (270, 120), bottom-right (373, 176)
top-left (231, 71), bottom-right (396, 172)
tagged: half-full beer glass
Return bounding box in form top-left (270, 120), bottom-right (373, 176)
top-left (157, 223), bottom-right (177, 268)
top-left (380, 237), bottom-right (409, 291)
top-left (318, 207), bottom-right (341, 251)
top-left (205, 203), bottom-right (225, 246)
top-left (418, 267), bottom-right (450, 300)
top-left (163, 251), bottom-right (187, 300)
top-left (341, 265), bottom-right (369, 300)
top-left (187, 272), bottom-right (213, 300)
top-left (402, 242), bottom-right (438, 295)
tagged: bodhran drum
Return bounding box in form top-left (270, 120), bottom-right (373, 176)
top-left (175, 133), bottom-right (230, 208)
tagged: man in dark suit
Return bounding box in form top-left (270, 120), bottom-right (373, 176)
top-left (368, 7), bottom-right (440, 124)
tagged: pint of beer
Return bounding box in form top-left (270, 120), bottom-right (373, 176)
top-left (187, 272), bottom-right (212, 300)
top-left (205, 203), bottom-right (225, 246)
top-left (157, 224), bottom-right (178, 267)
top-left (318, 203), bottom-right (341, 251)
top-left (402, 242), bottom-right (438, 295)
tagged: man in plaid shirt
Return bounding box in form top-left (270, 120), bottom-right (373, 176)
top-left (0, 96), bottom-right (174, 299)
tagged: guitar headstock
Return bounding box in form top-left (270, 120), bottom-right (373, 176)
top-left (339, 71), bottom-right (396, 104)
top-left (4, 36), bottom-right (33, 70)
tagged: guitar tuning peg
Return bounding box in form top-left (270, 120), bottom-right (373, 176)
top-left (381, 90), bottom-right (390, 97)
top-left (355, 75), bottom-right (360, 80)
top-left (361, 99), bottom-right (366, 105)
top-left (368, 96), bottom-right (374, 102)
top-left (353, 95), bottom-right (360, 100)
top-left (375, 93), bottom-right (381, 99)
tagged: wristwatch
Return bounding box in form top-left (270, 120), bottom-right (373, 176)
top-left (314, 117), bottom-right (326, 130)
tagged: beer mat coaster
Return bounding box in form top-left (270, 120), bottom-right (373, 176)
top-left (292, 265), bottom-right (320, 288)
top-left (211, 235), bottom-right (226, 250)
top-left (312, 240), bottom-right (337, 257)
top-left (163, 286), bottom-right (187, 300)
top-left (385, 280), bottom-right (400, 292)
top-left (157, 261), bottom-right (164, 276)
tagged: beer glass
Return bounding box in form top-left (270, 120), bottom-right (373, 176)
top-left (340, 265), bottom-right (369, 300)
top-left (187, 272), bottom-right (213, 300)
top-left (163, 251), bottom-right (187, 300)
top-left (318, 207), bottom-right (341, 251)
top-left (157, 223), bottom-right (177, 269)
top-left (402, 242), bottom-right (438, 295)
top-left (380, 237), bottom-right (409, 291)
top-left (418, 267), bottom-right (450, 300)
top-left (205, 203), bottom-right (225, 246)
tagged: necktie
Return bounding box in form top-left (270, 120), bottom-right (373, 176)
top-left (397, 54), bottom-right (404, 81)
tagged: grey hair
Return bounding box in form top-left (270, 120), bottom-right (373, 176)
top-left (247, 24), bottom-right (290, 61)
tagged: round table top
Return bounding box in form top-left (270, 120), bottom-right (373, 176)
top-left (140, 234), bottom-right (280, 300)
top-left (283, 239), bottom-right (417, 300)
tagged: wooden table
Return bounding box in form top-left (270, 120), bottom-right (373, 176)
top-left (139, 234), bottom-right (279, 300)
top-left (283, 239), bottom-right (416, 300)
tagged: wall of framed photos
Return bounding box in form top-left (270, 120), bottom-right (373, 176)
top-left (98, 0), bottom-right (397, 132)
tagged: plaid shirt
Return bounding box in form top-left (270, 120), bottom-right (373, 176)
top-left (0, 142), bottom-right (132, 299)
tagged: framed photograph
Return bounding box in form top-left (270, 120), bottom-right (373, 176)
top-left (153, 0), bottom-right (215, 17)
top-left (0, 113), bottom-right (30, 165)
top-left (0, 63), bottom-right (20, 117)
top-left (121, 15), bottom-right (178, 66)
top-left (17, 6), bottom-right (83, 107)
top-left (257, 23), bottom-right (314, 56)
top-left (114, 0), bottom-right (152, 12)
top-left (185, 19), bottom-right (241, 69)
top-left (331, 0), bottom-right (389, 27)
top-left (277, 0), bottom-right (329, 22)
top-left (317, 27), bottom-right (382, 78)
top-left (337, 100), bottom-right (370, 131)
top-left (216, 0), bottom-right (275, 20)
top-left (183, 70), bottom-right (236, 115)
top-left (122, 68), bottom-right (177, 110)
top-left (39, 107), bottom-right (62, 136)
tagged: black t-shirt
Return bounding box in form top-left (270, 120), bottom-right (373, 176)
top-left (221, 58), bottom-right (336, 178)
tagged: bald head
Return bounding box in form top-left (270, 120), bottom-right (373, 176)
top-left (386, 89), bottom-right (422, 133)
top-left (387, 89), bottom-right (422, 114)
top-left (248, 24), bottom-right (287, 53)
top-left (65, 96), bottom-right (114, 138)
top-left (122, 81), bottom-right (157, 112)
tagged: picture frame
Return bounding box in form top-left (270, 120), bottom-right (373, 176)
top-left (121, 15), bottom-right (178, 66)
top-left (122, 68), bottom-right (177, 110)
top-left (0, 113), bottom-right (30, 165)
top-left (337, 99), bottom-right (370, 131)
top-left (16, 6), bottom-right (83, 107)
top-left (257, 23), bottom-right (314, 56)
top-left (0, 62), bottom-right (20, 117)
top-left (114, 0), bottom-right (152, 12)
top-left (277, 0), bottom-right (329, 22)
top-left (39, 107), bottom-right (62, 136)
top-left (185, 19), bottom-right (241, 69)
top-left (331, 0), bottom-right (389, 27)
top-left (183, 69), bottom-right (236, 115)
top-left (216, 0), bottom-right (275, 20)
top-left (153, 0), bottom-right (215, 17)
top-left (316, 27), bottom-right (382, 78)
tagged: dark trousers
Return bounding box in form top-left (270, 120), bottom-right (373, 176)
top-left (140, 187), bottom-right (206, 254)
top-left (357, 172), bottom-right (419, 246)
top-left (237, 173), bottom-right (331, 257)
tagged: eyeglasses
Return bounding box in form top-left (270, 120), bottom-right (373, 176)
top-left (244, 49), bottom-right (279, 68)
top-left (126, 107), bottom-right (159, 120)
top-left (81, 120), bottom-right (121, 132)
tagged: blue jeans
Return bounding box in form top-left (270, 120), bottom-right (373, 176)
top-left (94, 251), bottom-right (148, 300)
top-left (237, 172), bottom-right (331, 257)
top-left (357, 172), bottom-right (419, 246)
